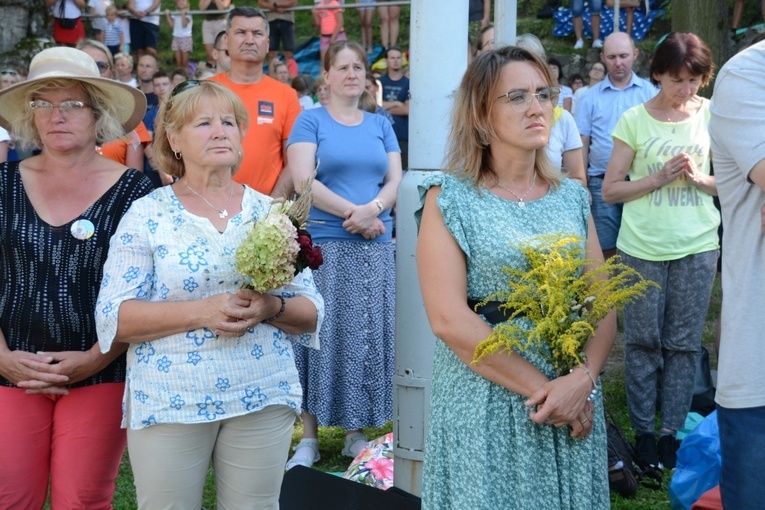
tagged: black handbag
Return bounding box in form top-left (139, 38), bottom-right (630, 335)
top-left (57, 1), bottom-right (80, 29)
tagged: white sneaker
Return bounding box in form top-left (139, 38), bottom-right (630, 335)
top-left (592, 39), bottom-right (603, 48)
top-left (574, 39), bottom-right (584, 49)
top-left (285, 439), bottom-right (320, 470)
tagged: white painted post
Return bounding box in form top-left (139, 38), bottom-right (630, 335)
top-left (494, 0), bottom-right (518, 45)
top-left (392, 0), bottom-right (468, 497)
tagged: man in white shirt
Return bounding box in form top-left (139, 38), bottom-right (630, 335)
top-left (709, 40), bottom-right (765, 510)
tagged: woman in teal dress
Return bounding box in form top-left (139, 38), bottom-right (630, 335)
top-left (415, 46), bottom-right (616, 509)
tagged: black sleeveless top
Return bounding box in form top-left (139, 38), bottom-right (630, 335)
top-left (0, 161), bottom-right (154, 388)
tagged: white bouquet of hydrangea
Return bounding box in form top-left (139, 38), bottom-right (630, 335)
top-left (235, 202), bottom-right (301, 292)
top-left (234, 172), bottom-right (323, 292)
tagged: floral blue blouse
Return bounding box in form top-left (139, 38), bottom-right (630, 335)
top-left (96, 185), bottom-right (324, 430)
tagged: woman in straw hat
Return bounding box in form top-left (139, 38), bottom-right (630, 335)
top-left (95, 79), bottom-right (323, 509)
top-left (0, 46), bottom-right (153, 508)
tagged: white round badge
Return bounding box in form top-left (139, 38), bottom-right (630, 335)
top-left (70, 219), bottom-right (95, 240)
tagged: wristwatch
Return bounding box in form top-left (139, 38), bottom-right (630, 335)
top-left (373, 199), bottom-right (384, 213)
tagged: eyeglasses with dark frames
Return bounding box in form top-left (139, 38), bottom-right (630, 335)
top-left (94, 61), bottom-right (111, 73)
top-left (1, 70), bottom-right (19, 76)
top-left (496, 87), bottom-right (561, 112)
top-left (29, 100), bottom-right (92, 115)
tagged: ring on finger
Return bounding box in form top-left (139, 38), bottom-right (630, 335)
top-left (580, 417), bottom-right (589, 425)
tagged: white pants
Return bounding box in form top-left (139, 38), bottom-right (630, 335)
top-left (128, 405), bottom-right (296, 510)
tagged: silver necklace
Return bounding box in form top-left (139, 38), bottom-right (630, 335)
top-left (495, 173), bottom-right (537, 208)
top-left (184, 180), bottom-right (234, 219)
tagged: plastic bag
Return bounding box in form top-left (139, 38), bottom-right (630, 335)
top-left (669, 411), bottom-right (721, 510)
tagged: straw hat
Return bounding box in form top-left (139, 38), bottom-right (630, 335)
top-left (0, 46), bottom-right (146, 134)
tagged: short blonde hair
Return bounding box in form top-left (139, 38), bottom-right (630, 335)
top-left (14, 78), bottom-right (124, 150)
top-left (114, 52), bottom-right (133, 68)
top-left (153, 81), bottom-right (249, 179)
top-left (445, 46), bottom-right (560, 190)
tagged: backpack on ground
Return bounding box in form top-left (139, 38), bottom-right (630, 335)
top-left (606, 409), bottom-right (663, 497)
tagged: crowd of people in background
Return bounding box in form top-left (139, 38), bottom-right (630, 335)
top-left (2, 1), bottom-right (765, 510)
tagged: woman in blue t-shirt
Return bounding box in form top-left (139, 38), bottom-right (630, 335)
top-left (286, 40), bottom-right (402, 470)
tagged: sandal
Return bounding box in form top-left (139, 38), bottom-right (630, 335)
top-left (285, 438), bottom-right (320, 471)
top-left (341, 432), bottom-right (368, 458)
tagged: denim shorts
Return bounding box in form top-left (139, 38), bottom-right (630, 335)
top-left (572, 0), bottom-right (603, 16)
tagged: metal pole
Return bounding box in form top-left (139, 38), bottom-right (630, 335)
top-left (494, 0), bottom-right (517, 45)
top-left (614, 0), bottom-right (620, 32)
top-left (392, 0), bottom-right (468, 497)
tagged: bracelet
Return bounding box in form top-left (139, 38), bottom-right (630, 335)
top-left (373, 199), bottom-right (384, 213)
top-left (570, 365), bottom-right (598, 401)
top-left (264, 294), bottom-right (286, 323)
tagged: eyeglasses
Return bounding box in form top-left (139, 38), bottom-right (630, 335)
top-left (94, 61), bottom-right (111, 73)
top-left (29, 100), bottom-right (92, 115)
top-left (1, 70), bottom-right (19, 76)
top-left (496, 87), bottom-right (561, 112)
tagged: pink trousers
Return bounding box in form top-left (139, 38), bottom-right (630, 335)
top-left (0, 383), bottom-right (126, 510)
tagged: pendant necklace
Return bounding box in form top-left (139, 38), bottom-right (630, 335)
top-left (495, 173), bottom-right (537, 208)
top-left (185, 180), bottom-right (234, 219)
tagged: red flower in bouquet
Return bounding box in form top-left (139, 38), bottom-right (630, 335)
top-left (295, 229), bottom-right (323, 273)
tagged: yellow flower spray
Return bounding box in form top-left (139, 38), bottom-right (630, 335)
top-left (472, 234), bottom-right (659, 375)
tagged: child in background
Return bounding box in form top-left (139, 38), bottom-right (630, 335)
top-left (310, 75), bottom-right (330, 109)
top-left (152, 71), bottom-right (172, 106)
top-left (292, 75), bottom-right (315, 110)
top-left (171, 67), bottom-right (189, 86)
top-left (103, 5), bottom-right (125, 57)
top-left (88, 0), bottom-right (110, 41)
top-left (165, 0), bottom-right (192, 71)
top-left (315, 0), bottom-right (346, 63)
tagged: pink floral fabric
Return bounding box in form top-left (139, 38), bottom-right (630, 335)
top-left (341, 433), bottom-right (394, 490)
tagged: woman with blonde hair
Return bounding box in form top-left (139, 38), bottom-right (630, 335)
top-left (96, 79), bottom-right (323, 509)
top-left (416, 46), bottom-right (614, 509)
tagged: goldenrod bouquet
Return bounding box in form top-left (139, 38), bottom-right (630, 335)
top-left (472, 234), bottom-right (658, 374)
top-left (235, 174), bottom-right (323, 292)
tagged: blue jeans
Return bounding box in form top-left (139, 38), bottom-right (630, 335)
top-left (572, 0), bottom-right (603, 16)
top-left (587, 176), bottom-right (621, 251)
top-left (717, 405), bottom-right (765, 510)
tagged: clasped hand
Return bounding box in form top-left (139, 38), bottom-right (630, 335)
top-left (524, 371), bottom-right (596, 439)
top-left (343, 204), bottom-right (385, 240)
top-left (0, 349), bottom-right (99, 395)
top-left (657, 153), bottom-right (702, 187)
top-left (210, 288), bottom-right (277, 337)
